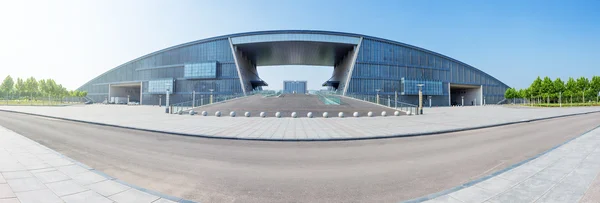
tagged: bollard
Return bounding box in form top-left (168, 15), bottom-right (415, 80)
top-left (260, 112), bottom-right (266, 118)
top-left (367, 111), bottom-right (373, 117)
top-left (189, 110), bottom-right (196, 115)
top-left (394, 111), bottom-right (400, 116)
top-left (291, 112), bottom-right (297, 118)
top-left (178, 111), bottom-right (183, 115)
top-left (323, 112), bottom-right (329, 118)
top-left (307, 112), bottom-right (313, 118)
top-left (338, 112), bottom-right (344, 118)
top-left (245, 112), bottom-right (251, 117)
top-left (353, 112), bottom-right (359, 117)
top-left (406, 111), bottom-right (411, 116)
top-left (381, 111), bottom-right (387, 117)
top-left (275, 112), bottom-right (281, 118)
top-left (215, 111), bottom-right (221, 117)
top-left (201, 111), bottom-right (208, 116)
top-left (230, 111), bottom-right (236, 117)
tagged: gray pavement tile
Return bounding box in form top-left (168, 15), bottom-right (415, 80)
top-left (496, 164), bottom-right (544, 182)
top-left (15, 188), bottom-right (62, 203)
top-left (0, 198), bottom-right (20, 203)
top-left (151, 198), bottom-right (177, 203)
top-left (448, 185), bottom-right (496, 202)
top-left (0, 183), bottom-right (16, 198)
top-left (22, 163), bottom-right (52, 171)
top-left (422, 195), bottom-right (463, 203)
top-left (534, 178), bottom-right (587, 203)
top-left (36, 153), bottom-right (62, 161)
top-left (57, 165), bottom-right (89, 177)
top-left (0, 174), bottom-right (5, 183)
top-left (29, 168), bottom-right (55, 174)
top-left (475, 177), bottom-right (518, 193)
top-left (0, 162), bottom-right (25, 172)
top-left (34, 170), bottom-right (70, 183)
top-left (109, 188), bottom-right (161, 203)
top-left (530, 167), bottom-right (573, 183)
top-left (45, 158), bottom-right (74, 167)
top-left (46, 180), bottom-right (89, 196)
top-left (71, 171), bottom-right (106, 186)
top-left (6, 177), bottom-right (46, 192)
top-left (86, 180), bottom-right (130, 197)
top-left (488, 177), bottom-right (555, 203)
top-left (62, 190), bottom-right (113, 203)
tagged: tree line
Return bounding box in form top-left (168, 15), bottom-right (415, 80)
top-left (0, 75), bottom-right (87, 99)
top-left (505, 76), bottom-right (600, 103)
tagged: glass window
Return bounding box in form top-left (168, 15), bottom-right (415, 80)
top-left (148, 79), bottom-right (174, 93)
top-left (184, 62), bottom-right (217, 78)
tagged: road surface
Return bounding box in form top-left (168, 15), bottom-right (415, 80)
top-left (0, 111), bottom-right (598, 203)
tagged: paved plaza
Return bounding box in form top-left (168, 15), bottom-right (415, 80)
top-left (0, 105), bottom-right (599, 140)
top-left (420, 126), bottom-right (600, 203)
top-left (0, 126), bottom-right (184, 203)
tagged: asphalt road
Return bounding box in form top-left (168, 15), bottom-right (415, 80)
top-left (191, 94), bottom-right (399, 117)
top-left (0, 111), bottom-right (599, 203)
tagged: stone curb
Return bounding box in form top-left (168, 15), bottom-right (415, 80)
top-left (0, 109), bottom-right (599, 142)
top-left (401, 124), bottom-right (600, 203)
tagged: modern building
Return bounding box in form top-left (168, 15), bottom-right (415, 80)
top-left (283, 81), bottom-right (307, 94)
top-left (78, 30), bottom-right (508, 106)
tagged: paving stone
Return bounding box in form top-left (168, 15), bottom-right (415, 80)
top-left (14, 188), bottom-right (62, 203)
top-left (6, 177), bottom-right (46, 192)
top-left (62, 190), bottom-right (113, 203)
top-left (0, 198), bottom-right (20, 203)
top-left (422, 195), bottom-right (463, 203)
top-left (535, 178), bottom-right (588, 203)
top-left (475, 177), bottom-right (518, 193)
top-left (488, 177), bottom-right (555, 203)
top-left (45, 158), bottom-right (74, 167)
top-left (109, 188), bottom-right (160, 203)
top-left (58, 165), bottom-right (89, 177)
top-left (0, 183), bottom-right (16, 198)
top-left (71, 171), bottom-right (106, 186)
top-left (0, 174), bottom-right (5, 183)
top-left (34, 170), bottom-right (70, 183)
top-left (448, 185), bottom-right (496, 202)
top-left (151, 198), bottom-right (178, 203)
top-left (46, 179), bottom-right (89, 196)
top-left (87, 180), bottom-right (130, 197)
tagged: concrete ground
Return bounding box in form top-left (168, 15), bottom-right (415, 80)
top-left (1, 111), bottom-right (599, 202)
top-left (0, 105), bottom-right (599, 140)
top-left (190, 94), bottom-right (400, 117)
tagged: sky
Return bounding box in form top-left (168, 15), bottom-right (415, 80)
top-left (0, 0), bottom-right (598, 90)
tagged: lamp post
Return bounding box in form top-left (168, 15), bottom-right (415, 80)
top-left (461, 96), bottom-right (464, 106)
top-left (192, 90), bottom-right (195, 108)
top-left (559, 92), bottom-right (562, 108)
top-left (394, 90), bottom-right (398, 109)
top-left (209, 89), bottom-right (214, 104)
top-left (387, 95), bottom-right (391, 107)
top-left (127, 95), bottom-right (130, 104)
top-left (417, 84), bottom-right (424, 115)
top-left (428, 95), bottom-right (432, 108)
top-left (375, 89), bottom-right (381, 105)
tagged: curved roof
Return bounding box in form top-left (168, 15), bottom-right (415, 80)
top-left (79, 30), bottom-right (508, 89)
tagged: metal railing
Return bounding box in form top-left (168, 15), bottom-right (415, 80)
top-left (315, 91), bottom-right (342, 105)
top-left (345, 93), bottom-right (418, 115)
top-left (171, 93), bottom-right (250, 114)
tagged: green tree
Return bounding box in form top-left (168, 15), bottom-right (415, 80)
top-left (590, 76), bottom-right (600, 95)
top-left (529, 76), bottom-right (543, 97)
top-left (1, 75), bottom-right (14, 97)
top-left (24, 77), bottom-right (38, 99)
top-left (576, 77), bottom-right (590, 102)
top-left (14, 78), bottom-right (25, 98)
top-left (541, 76), bottom-right (554, 102)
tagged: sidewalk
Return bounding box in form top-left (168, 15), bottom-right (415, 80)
top-left (418, 126), bottom-right (600, 203)
top-left (0, 125), bottom-right (187, 203)
top-left (0, 105), bottom-right (599, 140)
